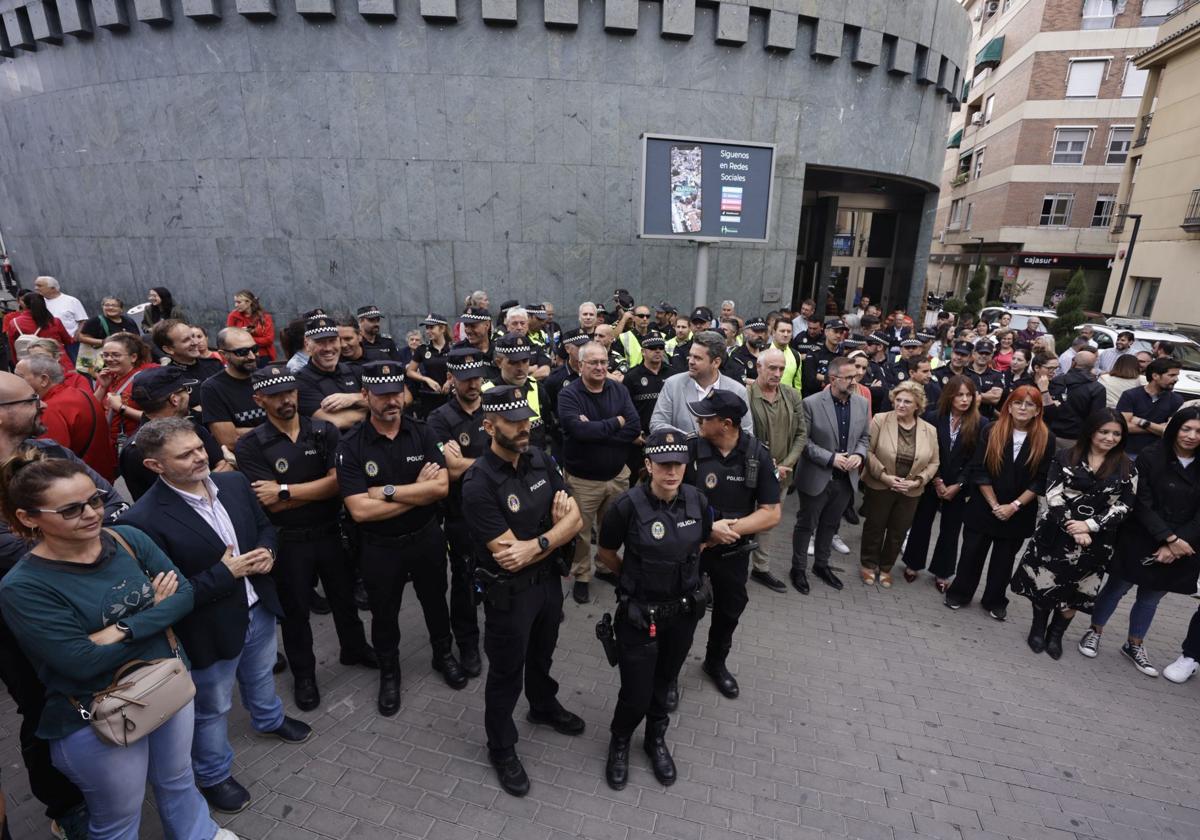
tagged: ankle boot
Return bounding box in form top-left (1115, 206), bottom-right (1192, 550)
top-left (643, 719), bottom-right (676, 786)
top-left (1027, 605), bottom-right (1052, 653)
top-left (377, 656), bottom-right (401, 716)
top-left (605, 734), bottom-right (631, 790)
top-left (1044, 612), bottom-right (1074, 661)
top-left (431, 641), bottom-right (468, 690)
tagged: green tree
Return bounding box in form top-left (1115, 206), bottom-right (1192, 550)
top-left (1051, 267), bottom-right (1087, 353)
top-left (963, 264), bottom-right (987, 320)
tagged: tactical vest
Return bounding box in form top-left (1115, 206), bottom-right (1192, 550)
top-left (619, 485), bottom-right (704, 603)
top-left (691, 435), bottom-right (761, 519)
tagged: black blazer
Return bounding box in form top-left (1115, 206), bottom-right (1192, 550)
top-left (962, 423), bottom-right (1055, 538)
top-left (119, 472), bottom-right (280, 670)
top-left (923, 410), bottom-right (989, 488)
top-left (1113, 441), bottom-right (1200, 593)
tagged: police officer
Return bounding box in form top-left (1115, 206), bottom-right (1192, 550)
top-left (623, 335), bottom-right (669, 480)
top-left (425, 348), bottom-right (491, 677)
top-left (295, 315), bottom-right (367, 429)
top-left (454, 307), bottom-right (501, 381)
top-left (336, 361), bottom-right (465, 717)
top-left (683, 390), bottom-right (782, 701)
top-left (885, 339), bottom-right (924, 389)
top-left (481, 335), bottom-right (550, 450)
top-left (406, 313), bottom-right (452, 418)
top-left (935, 339), bottom-right (975, 389)
top-left (460, 385), bottom-right (585, 797)
top-left (862, 334), bottom-right (891, 413)
top-left (544, 329), bottom-right (589, 452)
top-left (801, 318), bottom-right (850, 397)
top-left (357, 304), bottom-right (400, 361)
top-left (966, 339), bottom-right (1006, 418)
top-left (726, 317), bottom-right (769, 384)
top-left (596, 428), bottom-right (712, 790)
top-left (234, 365), bottom-right (376, 711)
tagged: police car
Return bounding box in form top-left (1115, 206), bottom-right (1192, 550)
top-left (1076, 319), bottom-right (1200, 401)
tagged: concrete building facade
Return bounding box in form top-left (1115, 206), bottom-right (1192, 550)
top-left (1103, 0), bottom-right (1200, 322)
top-left (0, 0), bottom-right (968, 328)
top-left (926, 0), bottom-right (1173, 311)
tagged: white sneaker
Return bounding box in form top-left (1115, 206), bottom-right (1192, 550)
top-left (1164, 655), bottom-right (1199, 684)
top-left (214, 830), bottom-right (241, 840)
top-left (808, 538), bottom-right (815, 556)
top-left (832, 535), bottom-right (851, 555)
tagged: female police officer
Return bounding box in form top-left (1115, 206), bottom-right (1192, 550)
top-left (596, 427), bottom-right (713, 790)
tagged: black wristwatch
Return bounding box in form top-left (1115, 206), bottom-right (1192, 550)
top-left (115, 621), bottom-right (133, 641)
top-left (1138, 418), bottom-right (1151, 430)
top-left (382, 484), bottom-right (397, 502)
top-left (277, 484), bottom-right (291, 501)
top-left (537, 534), bottom-right (550, 552)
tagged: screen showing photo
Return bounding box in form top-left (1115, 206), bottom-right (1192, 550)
top-left (669, 144), bottom-right (703, 233)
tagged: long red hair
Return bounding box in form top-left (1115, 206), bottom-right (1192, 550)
top-left (984, 385), bottom-right (1049, 476)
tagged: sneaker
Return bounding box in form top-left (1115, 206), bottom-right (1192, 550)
top-left (214, 831), bottom-right (242, 840)
top-left (1164, 655), bottom-right (1198, 684)
top-left (988, 606), bottom-right (1007, 622)
top-left (807, 538), bottom-right (815, 556)
top-left (831, 535), bottom-right (851, 555)
top-left (1077, 629), bottom-right (1100, 658)
top-left (1121, 642), bottom-right (1159, 677)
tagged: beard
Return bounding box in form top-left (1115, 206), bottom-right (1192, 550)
top-left (494, 426), bottom-right (530, 454)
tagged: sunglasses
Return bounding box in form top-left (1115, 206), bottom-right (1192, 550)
top-left (30, 490), bottom-right (105, 520)
top-left (226, 346), bottom-right (257, 357)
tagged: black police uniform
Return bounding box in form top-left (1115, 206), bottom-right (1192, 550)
top-left (200, 369), bottom-right (266, 432)
top-left (966, 365), bottom-right (1006, 418)
top-left (335, 402), bottom-right (457, 685)
top-left (607, 348), bottom-right (630, 377)
top-left (295, 359), bottom-right (362, 417)
top-left (461, 434), bottom-right (575, 760)
top-left (725, 344), bottom-right (759, 384)
top-left (426, 390), bottom-right (489, 662)
top-left (361, 333), bottom-right (400, 362)
top-left (801, 344), bottom-right (841, 397)
top-left (452, 338), bottom-right (501, 381)
top-left (864, 357), bottom-right (891, 414)
top-left (934, 362), bottom-right (971, 388)
top-left (667, 340), bottom-right (692, 375)
top-left (410, 341), bottom-right (451, 417)
top-left (685, 430), bottom-right (781, 674)
top-left (235, 413), bottom-right (371, 692)
top-left (790, 331), bottom-right (823, 359)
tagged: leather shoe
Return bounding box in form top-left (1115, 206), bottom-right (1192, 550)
top-left (606, 735), bottom-right (631, 790)
top-left (702, 659), bottom-right (739, 699)
top-left (527, 706), bottom-right (586, 735)
top-left (664, 679), bottom-right (679, 712)
top-left (594, 569), bottom-right (619, 586)
top-left (200, 777), bottom-right (251, 814)
top-left (293, 676), bottom-right (320, 712)
top-left (813, 566), bottom-right (844, 591)
top-left (432, 651), bottom-right (468, 690)
top-left (643, 723), bottom-right (677, 785)
top-left (309, 589), bottom-right (331, 615)
top-left (262, 716), bottom-right (312, 744)
top-left (339, 646), bottom-right (379, 669)
top-left (790, 569), bottom-right (810, 595)
top-left (490, 752), bottom-right (530, 797)
top-left (460, 645), bottom-right (482, 678)
top-left (273, 652), bottom-right (288, 674)
top-left (572, 580), bottom-right (589, 604)
top-left (750, 569), bottom-right (787, 593)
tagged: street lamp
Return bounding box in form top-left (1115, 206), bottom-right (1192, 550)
top-left (1111, 213), bottom-right (1142, 317)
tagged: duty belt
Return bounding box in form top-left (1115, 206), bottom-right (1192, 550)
top-left (276, 521), bottom-right (341, 541)
top-left (361, 517), bottom-right (438, 547)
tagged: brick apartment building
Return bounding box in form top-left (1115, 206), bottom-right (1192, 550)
top-left (926, 0), bottom-right (1178, 310)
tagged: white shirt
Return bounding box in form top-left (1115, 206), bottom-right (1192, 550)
top-left (1011, 429), bottom-right (1028, 461)
top-left (165, 476), bottom-right (258, 608)
top-left (43, 293), bottom-right (88, 336)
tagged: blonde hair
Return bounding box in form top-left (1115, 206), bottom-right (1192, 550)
top-left (888, 379), bottom-right (927, 415)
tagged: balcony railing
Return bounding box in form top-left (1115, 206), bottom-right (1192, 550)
top-left (1133, 114), bottom-right (1153, 148)
top-left (1111, 203), bottom-right (1130, 234)
top-left (951, 172), bottom-right (970, 188)
top-left (1183, 189), bottom-right (1200, 232)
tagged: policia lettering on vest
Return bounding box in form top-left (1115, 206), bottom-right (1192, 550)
top-left (684, 389), bottom-right (782, 700)
top-left (460, 385), bottom-right (585, 799)
top-left (595, 428), bottom-right (713, 791)
top-left (336, 361), bottom-right (466, 719)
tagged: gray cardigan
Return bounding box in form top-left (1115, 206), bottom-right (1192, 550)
top-left (649, 371), bottom-right (754, 436)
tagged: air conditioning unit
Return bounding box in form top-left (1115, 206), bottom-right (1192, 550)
top-left (970, 113), bottom-right (983, 125)
top-left (985, 0), bottom-right (1000, 15)
top-left (939, 230), bottom-right (947, 243)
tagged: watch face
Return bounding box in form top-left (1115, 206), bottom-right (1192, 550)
top-left (383, 484), bottom-right (396, 497)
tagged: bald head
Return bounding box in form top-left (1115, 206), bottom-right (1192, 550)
top-left (757, 347), bottom-right (785, 369)
top-left (1074, 350), bottom-right (1097, 372)
top-left (0, 371), bottom-right (44, 446)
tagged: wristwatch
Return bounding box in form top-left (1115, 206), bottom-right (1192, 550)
top-left (115, 621), bottom-right (132, 641)
top-left (277, 484), bottom-right (291, 501)
top-left (1011, 499), bottom-right (1022, 509)
top-left (537, 535), bottom-right (550, 552)
top-left (382, 484), bottom-right (397, 502)
top-left (1138, 418), bottom-right (1152, 430)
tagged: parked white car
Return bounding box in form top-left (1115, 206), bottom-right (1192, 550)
top-left (1076, 321), bottom-right (1200, 401)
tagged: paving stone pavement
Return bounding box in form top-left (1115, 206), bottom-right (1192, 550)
top-left (4, 491), bottom-right (1200, 840)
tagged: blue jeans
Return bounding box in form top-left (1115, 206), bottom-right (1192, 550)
top-left (50, 701), bottom-right (217, 840)
top-left (1090, 575), bottom-right (1167, 640)
top-left (190, 604), bottom-right (284, 787)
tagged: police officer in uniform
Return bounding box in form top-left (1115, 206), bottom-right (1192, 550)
top-left (934, 339), bottom-right (975, 388)
top-left (683, 391), bottom-right (782, 701)
top-left (357, 304), bottom-right (401, 361)
top-left (407, 313), bottom-right (452, 418)
top-left (295, 315), bottom-right (367, 429)
top-left (454, 307), bottom-right (501, 381)
top-left (460, 385), bottom-right (585, 797)
top-left (726, 317), bottom-right (769, 384)
top-left (544, 329), bottom-right (589, 452)
top-left (596, 428), bottom-right (712, 790)
top-left (863, 334), bottom-right (892, 414)
top-left (481, 335), bottom-right (550, 450)
top-left (965, 339), bottom-right (1006, 418)
top-left (885, 339), bottom-right (924, 389)
top-left (235, 365), bottom-right (376, 711)
top-left (801, 318), bottom-right (850, 397)
top-left (425, 348), bottom-right (491, 677)
top-left (622, 335), bottom-right (669, 480)
top-left (336, 361), bottom-right (466, 717)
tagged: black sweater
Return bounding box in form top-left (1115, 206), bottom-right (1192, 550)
top-left (556, 378), bottom-right (641, 480)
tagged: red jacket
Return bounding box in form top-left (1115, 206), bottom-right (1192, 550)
top-left (39, 382), bottom-right (118, 481)
top-left (5, 312), bottom-right (75, 368)
top-left (226, 310), bottom-right (277, 361)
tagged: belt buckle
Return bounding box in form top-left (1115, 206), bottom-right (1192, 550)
top-left (1075, 505), bottom-right (1095, 517)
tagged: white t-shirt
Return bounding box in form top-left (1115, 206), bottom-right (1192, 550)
top-left (44, 293), bottom-right (88, 336)
top-left (1011, 429), bottom-right (1028, 460)
top-left (1180, 456), bottom-right (1195, 469)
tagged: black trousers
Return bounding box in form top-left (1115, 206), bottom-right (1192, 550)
top-left (792, 474), bottom-right (854, 573)
top-left (274, 528), bottom-right (369, 679)
top-left (483, 572), bottom-right (563, 755)
top-left (611, 611), bottom-right (699, 737)
top-left (1182, 606), bottom-right (1200, 661)
top-left (901, 486), bottom-right (967, 579)
top-left (946, 527), bottom-right (1023, 610)
top-left (0, 614), bottom-right (83, 820)
top-left (360, 519), bottom-right (453, 658)
top-left (444, 515), bottom-right (480, 651)
top-left (701, 545), bottom-right (750, 664)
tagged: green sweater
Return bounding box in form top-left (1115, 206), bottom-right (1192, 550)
top-left (0, 525), bottom-right (194, 740)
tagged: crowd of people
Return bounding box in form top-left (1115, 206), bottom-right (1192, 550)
top-left (0, 279), bottom-right (1198, 839)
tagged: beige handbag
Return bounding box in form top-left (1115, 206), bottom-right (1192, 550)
top-left (68, 529), bottom-right (195, 747)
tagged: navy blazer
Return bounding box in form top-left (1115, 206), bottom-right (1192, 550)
top-left (119, 471), bottom-right (280, 670)
top-left (923, 410), bottom-right (989, 488)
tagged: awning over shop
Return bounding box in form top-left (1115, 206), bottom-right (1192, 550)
top-left (975, 36), bottom-right (1004, 72)
top-left (947, 128), bottom-right (963, 149)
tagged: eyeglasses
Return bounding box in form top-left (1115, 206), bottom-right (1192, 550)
top-left (226, 346), bottom-right (257, 357)
top-left (1010, 400), bottom-right (1038, 409)
top-left (0, 395), bottom-right (40, 408)
top-left (582, 360), bottom-right (608, 367)
top-left (100, 352), bottom-right (129, 360)
top-left (30, 490), bottom-right (105, 520)
top-left (634, 312), bottom-right (651, 318)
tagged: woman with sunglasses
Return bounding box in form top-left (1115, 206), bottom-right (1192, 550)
top-left (1011, 410), bottom-right (1136, 658)
top-left (1076, 407), bottom-right (1200, 676)
top-left (93, 333), bottom-right (155, 451)
top-left (0, 452), bottom-right (235, 840)
top-left (945, 386), bottom-right (1053, 620)
top-left (226, 290), bottom-right (276, 364)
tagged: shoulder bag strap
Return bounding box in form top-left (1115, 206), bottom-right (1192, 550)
top-left (103, 528), bottom-right (180, 653)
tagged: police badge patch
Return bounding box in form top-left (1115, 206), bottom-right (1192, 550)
top-left (705, 473), bottom-right (718, 489)
top-left (274, 458), bottom-right (288, 473)
top-left (459, 432), bottom-right (471, 447)
top-left (651, 521), bottom-right (666, 540)
top-left (365, 460), bottom-right (379, 477)
top-left (640, 377), bottom-right (648, 386)
top-left (507, 494), bottom-right (521, 513)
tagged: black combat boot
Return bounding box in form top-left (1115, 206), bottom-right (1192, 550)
top-left (1044, 612), bottom-right (1074, 661)
top-left (432, 641), bottom-right (468, 690)
top-left (605, 734), bottom-right (631, 790)
top-left (377, 656), bottom-right (401, 716)
top-left (643, 719), bottom-right (676, 786)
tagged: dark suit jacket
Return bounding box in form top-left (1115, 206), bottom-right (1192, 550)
top-left (924, 410), bottom-right (990, 488)
top-left (119, 472), bottom-right (280, 670)
top-left (962, 423), bottom-right (1056, 539)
